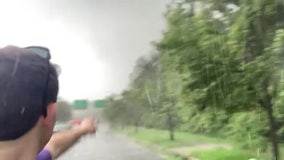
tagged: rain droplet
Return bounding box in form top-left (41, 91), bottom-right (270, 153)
top-left (11, 53), bottom-right (20, 77)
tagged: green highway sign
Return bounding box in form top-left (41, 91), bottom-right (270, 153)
top-left (94, 100), bottom-right (105, 108)
top-left (73, 100), bottom-right (88, 109)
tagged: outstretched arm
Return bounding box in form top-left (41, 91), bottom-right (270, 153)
top-left (44, 117), bottom-right (96, 159)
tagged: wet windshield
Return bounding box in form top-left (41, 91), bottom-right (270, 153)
top-left (1, 1), bottom-right (284, 160)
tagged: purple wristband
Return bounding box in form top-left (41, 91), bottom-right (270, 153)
top-left (36, 149), bottom-right (52, 160)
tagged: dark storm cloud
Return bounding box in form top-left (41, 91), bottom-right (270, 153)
top-left (35, 0), bottom-right (170, 95)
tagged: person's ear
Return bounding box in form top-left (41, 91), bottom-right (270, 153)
top-left (43, 103), bottom-right (57, 129)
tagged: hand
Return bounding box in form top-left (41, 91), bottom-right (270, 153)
top-left (79, 117), bottom-right (97, 135)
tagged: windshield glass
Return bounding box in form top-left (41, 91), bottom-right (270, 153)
top-left (1, 1), bottom-right (284, 160)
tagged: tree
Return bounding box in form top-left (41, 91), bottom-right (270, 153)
top-left (103, 96), bottom-right (128, 128)
top-left (159, 56), bottom-right (184, 141)
top-left (156, 0), bottom-right (284, 159)
top-left (56, 100), bottom-right (73, 122)
top-left (121, 90), bottom-right (149, 132)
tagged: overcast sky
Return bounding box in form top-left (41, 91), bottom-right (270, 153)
top-left (0, 0), bottom-right (170, 101)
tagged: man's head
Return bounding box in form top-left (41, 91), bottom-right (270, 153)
top-left (0, 46), bottom-right (59, 147)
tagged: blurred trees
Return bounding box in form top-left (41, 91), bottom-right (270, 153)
top-left (103, 0), bottom-right (284, 159)
top-left (56, 99), bottom-right (73, 122)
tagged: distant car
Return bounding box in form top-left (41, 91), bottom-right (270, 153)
top-left (70, 119), bottom-right (82, 125)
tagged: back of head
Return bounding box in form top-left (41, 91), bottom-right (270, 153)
top-left (0, 46), bottom-right (58, 140)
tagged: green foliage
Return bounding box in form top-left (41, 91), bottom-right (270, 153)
top-left (103, 96), bottom-right (132, 127)
top-left (224, 111), bottom-right (268, 151)
top-left (103, 0), bottom-right (284, 159)
top-left (103, 53), bottom-right (184, 140)
top-left (155, 0), bottom-right (284, 159)
top-left (184, 109), bottom-right (229, 136)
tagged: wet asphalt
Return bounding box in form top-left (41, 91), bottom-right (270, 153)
top-left (57, 109), bottom-right (164, 160)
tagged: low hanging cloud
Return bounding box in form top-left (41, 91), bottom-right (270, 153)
top-left (0, 0), bottom-right (170, 100)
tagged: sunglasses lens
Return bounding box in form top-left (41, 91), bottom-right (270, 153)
top-left (25, 47), bottom-right (50, 59)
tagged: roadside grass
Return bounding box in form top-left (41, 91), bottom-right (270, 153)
top-left (191, 148), bottom-right (261, 160)
top-left (165, 153), bottom-right (183, 160)
top-left (279, 144), bottom-right (284, 159)
top-left (121, 127), bottom-right (225, 148)
top-left (118, 127), bottom-right (279, 160)
top-left (119, 127), bottom-right (228, 160)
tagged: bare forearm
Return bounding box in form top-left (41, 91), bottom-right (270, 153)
top-left (44, 128), bottom-right (85, 159)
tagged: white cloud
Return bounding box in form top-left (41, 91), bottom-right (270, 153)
top-left (0, 0), bottom-right (107, 101)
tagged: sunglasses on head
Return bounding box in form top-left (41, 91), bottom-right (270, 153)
top-left (25, 46), bottom-right (51, 60)
top-left (25, 46), bottom-right (51, 117)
